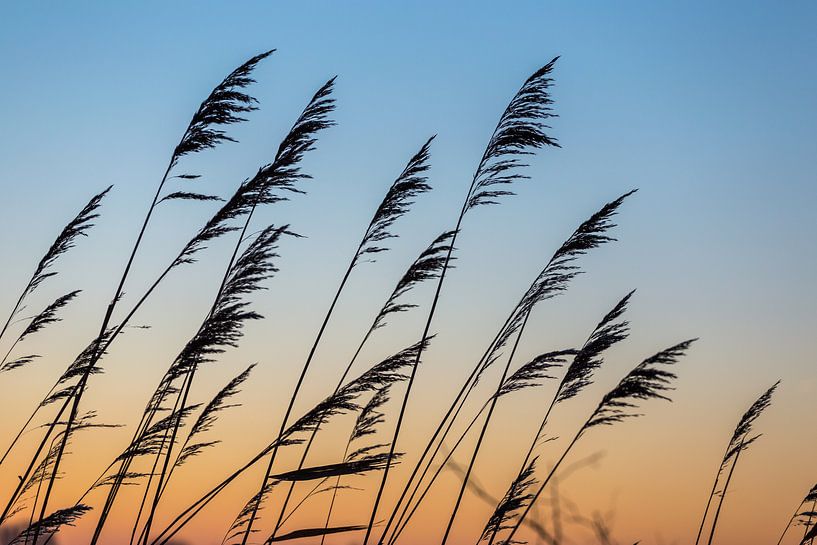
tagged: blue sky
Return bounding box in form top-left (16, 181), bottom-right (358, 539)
top-left (0, 2), bottom-right (816, 543)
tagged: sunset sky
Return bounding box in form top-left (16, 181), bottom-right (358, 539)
top-left (0, 2), bottom-right (816, 545)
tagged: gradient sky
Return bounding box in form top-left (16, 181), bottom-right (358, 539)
top-left (1, 2), bottom-right (816, 545)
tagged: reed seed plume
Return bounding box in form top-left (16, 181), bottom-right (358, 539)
top-left (170, 50), bottom-right (274, 166)
top-left (354, 137), bottom-right (434, 264)
top-left (702, 386), bottom-right (776, 545)
top-left (95, 472), bottom-right (149, 489)
top-left (170, 174), bottom-right (280, 269)
top-left (0, 288), bottom-right (77, 374)
top-left (169, 225), bottom-right (286, 379)
top-left (344, 339), bottom-right (428, 395)
top-left (40, 331), bottom-right (112, 407)
top-left (17, 291), bottom-right (81, 344)
top-left (347, 443), bottom-right (390, 464)
top-left (498, 350), bottom-right (574, 398)
top-left (270, 75), bottom-right (337, 180)
top-left (115, 405), bottom-right (201, 463)
top-left (144, 380), bottom-right (182, 417)
top-left (0, 355), bottom-right (39, 374)
top-left (351, 386), bottom-right (391, 442)
top-left (21, 437), bottom-right (67, 499)
top-left (0, 186), bottom-right (109, 343)
top-left (372, 231), bottom-right (456, 331)
top-left (271, 453), bottom-right (399, 482)
top-left (22, 187), bottom-right (110, 299)
top-left (281, 340), bottom-right (424, 444)
top-left (530, 189), bottom-right (636, 315)
top-left (555, 290), bottom-right (634, 403)
top-left (158, 192), bottom-right (224, 204)
top-left (175, 364), bottom-right (256, 467)
top-left (173, 78), bottom-right (334, 268)
top-left (268, 525), bottom-right (367, 543)
top-left (585, 339), bottom-right (695, 428)
top-left (722, 382), bottom-right (779, 469)
top-left (8, 505), bottom-right (91, 545)
top-left (224, 483), bottom-right (276, 545)
top-left (481, 457), bottom-right (539, 542)
top-left (466, 57), bottom-right (559, 211)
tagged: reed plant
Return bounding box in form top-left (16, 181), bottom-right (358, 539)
top-left (0, 48), bottom-right (793, 545)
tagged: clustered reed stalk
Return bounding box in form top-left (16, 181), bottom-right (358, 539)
top-left (384, 347), bottom-right (570, 545)
top-left (499, 339), bottom-right (696, 544)
top-left (366, 56), bottom-right (561, 545)
top-left (269, 228), bottom-right (455, 540)
top-left (82, 71), bottom-right (336, 545)
top-left (390, 288), bottom-right (630, 545)
top-left (253, 135), bottom-right (435, 544)
top-left (0, 186), bottom-right (110, 465)
top-left (437, 190), bottom-right (636, 544)
top-left (136, 74), bottom-right (337, 545)
top-left (0, 48), bottom-right (795, 545)
top-left (380, 191), bottom-right (633, 545)
top-left (1, 48), bottom-right (275, 539)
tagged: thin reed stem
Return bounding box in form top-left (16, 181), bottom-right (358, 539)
top-left (389, 402), bottom-right (489, 545)
top-left (371, 58), bottom-right (561, 543)
top-left (504, 427), bottom-right (584, 543)
top-left (251, 138), bottom-right (434, 544)
top-left (363, 223), bottom-right (460, 545)
top-left (239, 258), bottom-right (356, 545)
top-left (24, 51), bottom-right (275, 542)
top-left (440, 312), bottom-right (531, 545)
top-left (705, 438), bottom-right (744, 545)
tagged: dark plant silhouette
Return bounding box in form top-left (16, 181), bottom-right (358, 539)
top-left (3, 49), bottom-right (791, 545)
top-left (694, 382), bottom-right (779, 545)
top-left (1, 50), bottom-right (275, 545)
top-left (249, 136), bottom-right (434, 545)
top-left (0, 187), bottom-right (110, 345)
top-left (501, 339), bottom-right (696, 545)
top-left (369, 56), bottom-right (560, 545)
top-left (381, 193), bottom-right (634, 545)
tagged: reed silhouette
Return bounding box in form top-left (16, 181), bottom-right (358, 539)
top-left (0, 49), bottom-right (798, 545)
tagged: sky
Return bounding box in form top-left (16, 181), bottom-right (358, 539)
top-left (0, 2), bottom-right (816, 545)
